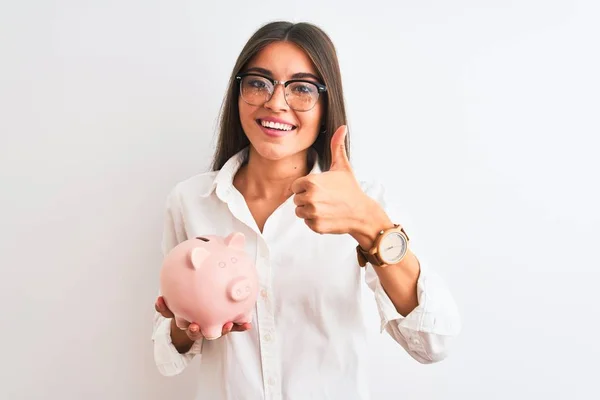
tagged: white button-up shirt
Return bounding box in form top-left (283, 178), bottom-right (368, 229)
top-left (152, 147), bottom-right (461, 400)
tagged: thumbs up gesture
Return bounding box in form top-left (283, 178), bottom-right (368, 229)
top-left (291, 125), bottom-right (374, 235)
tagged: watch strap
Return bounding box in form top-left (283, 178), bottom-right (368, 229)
top-left (356, 245), bottom-right (379, 267)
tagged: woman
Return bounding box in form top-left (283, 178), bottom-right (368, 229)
top-left (152, 21), bottom-right (461, 400)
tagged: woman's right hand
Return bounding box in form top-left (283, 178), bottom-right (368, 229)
top-left (154, 296), bottom-right (252, 343)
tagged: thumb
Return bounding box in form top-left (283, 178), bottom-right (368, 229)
top-left (330, 125), bottom-right (350, 171)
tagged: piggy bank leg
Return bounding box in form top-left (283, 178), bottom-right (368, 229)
top-left (174, 316), bottom-right (189, 330)
top-left (202, 326), bottom-right (222, 340)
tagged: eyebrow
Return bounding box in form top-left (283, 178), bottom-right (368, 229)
top-left (244, 67), bottom-right (321, 82)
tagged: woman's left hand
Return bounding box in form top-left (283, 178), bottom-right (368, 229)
top-left (291, 125), bottom-right (377, 236)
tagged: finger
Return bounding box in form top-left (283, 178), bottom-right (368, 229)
top-left (187, 331), bottom-right (203, 341)
top-left (293, 192), bottom-right (310, 206)
top-left (291, 176), bottom-right (317, 194)
top-left (291, 177), bottom-right (306, 194)
top-left (155, 296), bottom-right (174, 318)
top-left (295, 205), bottom-right (308, 219)
top-left (231, 322), bottom-right (252, 332)
top-left (222, 322), bottom-right (234, 335)
top-left (187, 323), bottom-right (203, 340)
top-left (294, 190), bottom-right (320, 206)
top-left (296, 203), bottom-right (318, 219)
top-left (330, 125), bottom-right (350, 171)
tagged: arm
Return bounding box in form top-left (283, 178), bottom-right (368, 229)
top-left (152, 312), bottom-right (204, 376)
top-left (288, 130), bottom-right (461, 363)
top-left (154, 295), bottom-right (199, 353)
top-left (353, 181), bottom-right (462, 364)
top-left (170, 320), bottom-right (195, 353)
top-left (351, 199), bottom-right (420, 317)
top-left (151, 185), bottom-right (204, 376)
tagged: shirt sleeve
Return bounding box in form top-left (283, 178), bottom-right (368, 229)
top-left (361, 180), bottom-right (462, 364)
top-left (151, 184), bottom-right (204, 376)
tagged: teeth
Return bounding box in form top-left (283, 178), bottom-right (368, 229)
top-left (261, 120), bottom-right (294, 131)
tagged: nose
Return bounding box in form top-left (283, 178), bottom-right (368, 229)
top-left (228, 278), bottom-right (252, 302)
top-left (264, 83), bottom-right (289, 112)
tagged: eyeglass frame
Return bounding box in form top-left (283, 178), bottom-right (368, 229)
top-left (235, 72), bottom-right (327, 112)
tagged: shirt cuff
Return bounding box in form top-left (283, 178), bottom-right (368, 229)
top-left (371, 262), bottom-right (462, 360)
top-left (152, 316), bottom-right (203, 376)
top-left (373, 266), bottom-right (461, 335)
top-left (372, 275), bottom-right (416, 333)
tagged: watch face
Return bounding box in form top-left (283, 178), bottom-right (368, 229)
top-left (379, 232), bottom-right (408, 264)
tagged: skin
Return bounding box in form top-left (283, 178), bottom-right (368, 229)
top-left (156, 41), bottom-right (421, 354)
top-left (155, 296), bottom-right (250, 351)
top-left (234, 41), bottom-right (324, 231)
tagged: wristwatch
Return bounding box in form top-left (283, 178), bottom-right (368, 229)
top-left (356, 224), bottom-right (410, 268)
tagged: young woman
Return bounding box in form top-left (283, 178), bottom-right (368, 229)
top-left (152, 21), bottom-right (461, 400)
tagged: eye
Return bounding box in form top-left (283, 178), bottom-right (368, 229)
top-left (290, 82), bottom-right (316, 95)
top-left (218, 262), bottom-right (226, 268)
top-left (246, 78), bottom-right (270, 91)
top-left (250, 80), bottom-right (266, 88)
top-left (231, 257), bottom-right (237, 263)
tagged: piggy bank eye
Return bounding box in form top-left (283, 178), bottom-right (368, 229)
top-left (218, 262), bottom-right (226, 268)
top-left (231, 257), bottom-right (237, 263)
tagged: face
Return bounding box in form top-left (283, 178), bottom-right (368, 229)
top-left (238, 41), bottom-right (324, 163)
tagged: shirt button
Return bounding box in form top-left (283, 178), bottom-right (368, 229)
top-left (260, 289), bottom-right (268, 299)
top-left (412, 338), bottom-right (420, 345)
top-left (268, 377), bottom-right (275, 386)
top-left (264, 333), bottom-right (272, 342)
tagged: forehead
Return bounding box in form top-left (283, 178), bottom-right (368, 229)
top-left (246, 41), bottom-right (319, 78)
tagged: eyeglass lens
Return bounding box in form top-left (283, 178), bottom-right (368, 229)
top-left (239, 75), bottom-right (320, 111)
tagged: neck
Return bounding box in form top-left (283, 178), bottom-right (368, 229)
top-left (235, 147), bottom-right (311, 200)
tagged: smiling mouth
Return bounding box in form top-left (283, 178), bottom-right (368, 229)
top-left (257, 119), bottom-right (297, 132)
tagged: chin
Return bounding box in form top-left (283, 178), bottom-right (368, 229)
top-left (251, 142), bottom-right (297, 161)
top-left (243, 123), bottom-right (318, 162)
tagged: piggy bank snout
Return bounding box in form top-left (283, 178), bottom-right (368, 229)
top-left (228, 277), bottom-right (253, 302)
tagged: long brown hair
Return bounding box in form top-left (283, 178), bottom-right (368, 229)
top-left (210, 21), bottom-right (349, 172)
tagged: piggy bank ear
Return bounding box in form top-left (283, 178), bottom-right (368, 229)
top-left (190, 247), bottom-right (210, 270)
top-left (224, 232), bottom-right (245, 250)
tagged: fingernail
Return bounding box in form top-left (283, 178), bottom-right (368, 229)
top-left (190, 325), bottom-right (198, 332)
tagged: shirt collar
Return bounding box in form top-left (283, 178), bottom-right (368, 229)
top-left (199, 146), bottom-right (322, 200)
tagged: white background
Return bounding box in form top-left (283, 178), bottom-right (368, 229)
top-left (1, 1), bottom-right (599, 399)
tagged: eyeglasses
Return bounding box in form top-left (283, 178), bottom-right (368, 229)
top-left (235, 73), bottom-right (327, 112)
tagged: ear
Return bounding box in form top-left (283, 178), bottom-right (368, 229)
top-left (224, 232), bottom-right (245, 250)
top-left (190, 247), bottom-right (210, 270)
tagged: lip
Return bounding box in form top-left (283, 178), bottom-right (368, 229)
top-left (256, 117), bottom-right (297, 138)
top-left (258, 116), bottom-right (297, 126)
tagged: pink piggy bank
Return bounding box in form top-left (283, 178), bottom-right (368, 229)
top-left (159, 232), bottom-right (258, 340)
